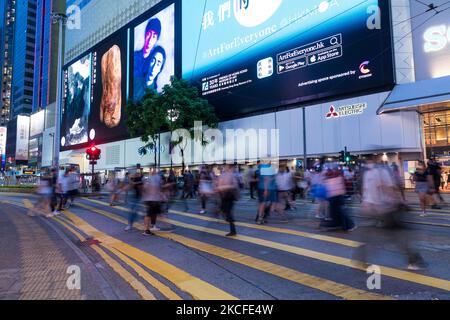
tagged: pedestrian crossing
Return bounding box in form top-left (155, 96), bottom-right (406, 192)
top-left (4, 195), bottom-right (450, 300)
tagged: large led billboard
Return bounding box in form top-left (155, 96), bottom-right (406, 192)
top-left (89, 31), bottom-right (129, 145)
top-left (182, 0), bottom-right (394, 119)
top-left (411, 0), bottom-right (450, 81)
top-left (132, 3), bottom-right (175, 101)
top-left (16, 115), bottom-right (30, 161)
top-left (61, 54), bottom-right (92, 148)
top-left (61, 1), bottom-right (176, 151)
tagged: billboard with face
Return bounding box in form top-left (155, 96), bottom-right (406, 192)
top-left (61, 54), bottom-right (92, 148)
top-left (132, 3), bottom-right (175, 101)
top-left (182, 0), bottom-right (394, 119)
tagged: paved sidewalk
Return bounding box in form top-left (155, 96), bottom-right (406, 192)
top-left (0, 203), bottom-right (116, 300)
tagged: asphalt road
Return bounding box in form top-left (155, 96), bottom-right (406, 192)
top-left (1, 192), bottom-right (450, 300)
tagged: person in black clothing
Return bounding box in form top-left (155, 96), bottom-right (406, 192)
top-left (427, 159), bottom-right (444, 203)
top-left (50, 168), bottom-right (60, 215)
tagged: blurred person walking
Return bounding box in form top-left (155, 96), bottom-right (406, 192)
top-left (414, 161), bottom-right (441, 217)
top-left (28, 174), bottom-right (54, 218)
top-left (275, 165), bottom-right (295, 218)
top-left (66, 168), bottom-right (80, 209)
top-left (125, 170), bottom-right (144, 231)
top-left (199, 166), bottom-right (214, 214)
top-left (216, 164), bottom-right (239, 237)
top-left (320, 165), bottom-right (356, 232)
top-left (57, 170), bottom-right (70, 211)
top-left (256, 161), bottom-right (277, 225)
top-left (354, 156), bottom-right (427, 270)
top-left (142, 169), bottom-right (165, 235)
top-left (427, 158), bottom-right (444, 204)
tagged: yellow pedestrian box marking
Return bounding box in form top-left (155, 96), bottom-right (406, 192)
top-left (80, 199), bottom-right (450, 292)
top-left (84, 198), bottom-right (362, 247)
top-left (63, 211), bottom-right (238, 300)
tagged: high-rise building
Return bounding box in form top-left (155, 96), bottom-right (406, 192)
top-left (32, 0), bottom-right (66, 112)
top-left (0, 0), bottom-right (16, 126)
top-left (10, 0), bottom-right (37, 119)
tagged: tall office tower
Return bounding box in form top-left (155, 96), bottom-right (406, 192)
top-left (10, 0), bottom-right (37, 119)
top-left (0, 0), bottom-right (16, 126)
top-left (32, 0), bottom-right (66, 112)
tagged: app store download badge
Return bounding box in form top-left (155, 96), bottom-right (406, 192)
top-left (257, 57), bottom-right (274, 79)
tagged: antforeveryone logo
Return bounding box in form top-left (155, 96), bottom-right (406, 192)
top-left (326, 103), bottom-right (367, 119)
top-left (234, 0), bottom-right (283, 28)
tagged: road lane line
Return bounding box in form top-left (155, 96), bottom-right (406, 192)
top-left (77, 200), bottom-right (450, 292)
top-left (63, 211), bottom-right (238, 300)
top-left (53, 216), bottom-right (182, 300)
top-left (90, 245), bottom-right (157, 300)
top-left (157, 233), bottom-right (392, 300)
top-left (83, 198), bottom-right (362, 247)
top-left (73, 202), bottom-right (389, 299)
top-left (51, 216), bottom-right (156, 300)
top-left (105, 246), bottom-right (183, 300)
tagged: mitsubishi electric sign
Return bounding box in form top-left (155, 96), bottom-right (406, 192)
top-left (411, 0), bottom-right (450, 80)
top-left (325, 103), bottom-right (367, 119)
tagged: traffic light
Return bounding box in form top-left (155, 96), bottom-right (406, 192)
top-left (345, 152), bottom-right (351, 163)
top-left (339, 150), bottom-right (345, 163)
top-left (86, 146), bottom-right (101, 161)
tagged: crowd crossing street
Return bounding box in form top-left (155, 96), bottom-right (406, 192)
top-left (2, 191), bottom-right (450, 302)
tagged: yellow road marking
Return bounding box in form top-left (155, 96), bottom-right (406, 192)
top-left (63, 211), bottom-right (238, 300)
top-left (72, 202), bottom-right (390, 299)
top-left (51, 216), bottom-right (156, 300)
top-left (159, 233), bottom-right (391, 299)
top-left (105, 246), bottom-right (182, 300)
top-left (90, 245), bottom-right (157, 300)
top-left (80, 199), bottom-right (450, 292)
top-left (83, 198), bottom-right (362, 247)
top-left (53, 217), bottom-right (86, 241)
top-left (53, 215), bottom-right (181, 300)
top-left (23, 199), bottom-right (33, 208)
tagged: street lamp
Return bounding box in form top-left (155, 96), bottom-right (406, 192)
top-left (50, 12), bottom-right (68, 169)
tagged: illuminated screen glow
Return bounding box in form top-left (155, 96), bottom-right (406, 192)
top-left (182, 0), bottom-right (394, 119)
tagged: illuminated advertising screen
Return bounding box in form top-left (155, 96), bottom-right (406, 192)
top-left (182, 0), bottom-right (394, 119)
top-left (16, 115), bottom-right (30, 161)
top-left (61, 1), bottom-right (176, 151)
top-left (30, 110), bottom-right (45, 137)
top-left (61, 54), bottom-right (92, 148)
top-left (132, 3), bottom-right (175, 101)
top-left (411, 0), bottom-right (450, 81)
top-left (0, 127), bottom-right (6, 169)
top-left (89, 31), bottom-right (129, 145)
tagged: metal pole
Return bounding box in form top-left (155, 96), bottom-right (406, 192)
top-left (302, 106), bottom-right (307, 169)
top-left (52, 13), bottom-right (67, 169)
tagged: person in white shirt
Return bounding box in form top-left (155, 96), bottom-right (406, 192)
top-left (57, 170), bottom-right (70, 211)
top-left (142, 169), bottom-right (164, 236)
top-left (275, 166), bottom-right (295, 218)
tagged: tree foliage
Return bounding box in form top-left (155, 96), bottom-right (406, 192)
top-left (125, 77), bottom-right (218, 170)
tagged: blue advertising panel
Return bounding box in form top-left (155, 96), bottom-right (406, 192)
top-left (182, 0), bottom-right (394, 119)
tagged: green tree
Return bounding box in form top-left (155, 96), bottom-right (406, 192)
top-left (160, 77), bottom-right (218, 172)
top-left (126, 89), bottom-right (167, 168)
